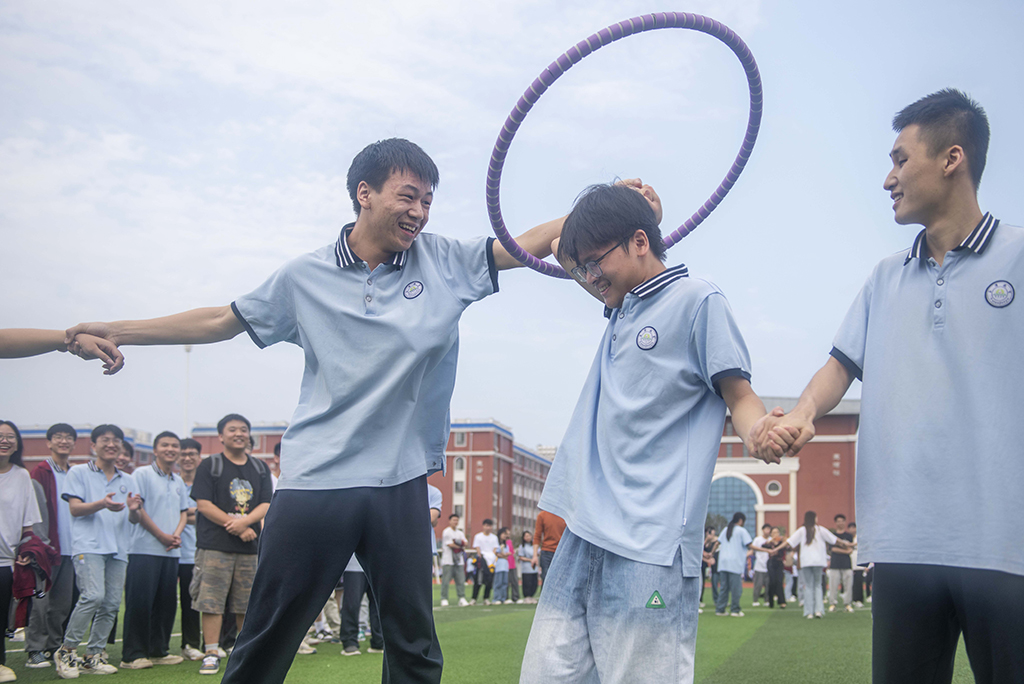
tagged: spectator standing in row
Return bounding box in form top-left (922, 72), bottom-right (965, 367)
top-left (492, 527), bottom-right (512, 604)
top-left (750, 523), bottom-right (771, 606)
top-left (121, 431), bottom-right (189, 669)
top-left (56, 424), bottom-right (135, 677)
top-left (190, 414), bottom-right (271, 676)
top-left (517, 531), bottom-right (538, 604)
top-left (532, 511), bottom-right (565, 586)
top-left (25, 424), bottom-right (79, 669)
top-left (439, 514), bottom-right (468, 607)
top-left (782, 511), bottom-right (854, 619)
top-left (177, 438), bottom-right (204, 661)
top-left (827, 513), bottom-right (855, 613)
top-left (0, 420), bottom-right (44, 683)
top-left (715, 513), bottom-right (753, 617)
top-left (471, 519), bottom-right (498, 605)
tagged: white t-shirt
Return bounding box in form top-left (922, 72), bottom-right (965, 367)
top-left (786, 525), bottom-right (838, 568)
top-left (473, 532), bottom-right (499, 565)
top-left (752, 535), bottom-right (769, 573)
top-left (0, 466), bottom-right (43, 567)
top-left (441, 527), bottom-right (467, 566)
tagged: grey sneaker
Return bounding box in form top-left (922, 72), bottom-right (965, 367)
top-left (81, 652), bottom-right (118, 674)
top-left (27, 651), bottom-right (52, 668)
top-left (342, 645), bottom-right (361, 656)
top-left (198, 654), bottom-right (221, 675)
top-left (55, 646), bottom-right (80, 679)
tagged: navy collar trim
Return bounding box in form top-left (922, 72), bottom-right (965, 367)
top-left (603, 264), bottom-right (689, 318)
top-left (335, 224), bottom-right (407, 269)
top-left (151, 462), bottom-right (173, 479)
top-left (904, 213), bottom-right (999, 265)
top-left (87, 459), bottom-right (122, 477)
top-left (47, 457), bottom-right (66, 474)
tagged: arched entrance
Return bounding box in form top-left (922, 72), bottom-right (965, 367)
top-left (707, 474), bottom-right (760, 536)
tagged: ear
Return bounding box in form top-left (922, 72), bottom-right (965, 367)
top-left (632, 229), bottom-right (650, 257)
top-left (357, 181), bottom-right (373, 212)
top-left (942, 145), bottom-right (967, 179)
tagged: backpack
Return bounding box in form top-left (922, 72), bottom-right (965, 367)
top-left (209, 452), bottom-right (267, 479)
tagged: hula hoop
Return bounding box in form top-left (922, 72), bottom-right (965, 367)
top-left (486, 12), bottom-right (763, 278)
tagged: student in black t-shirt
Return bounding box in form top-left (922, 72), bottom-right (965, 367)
top-left (188, 414), bottom-right (272, 676)
top-left (827, 513), bottom-right (856, 613)
top-left (763, 526), bottom-right (788, 609)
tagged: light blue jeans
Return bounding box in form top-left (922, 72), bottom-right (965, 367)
top-left (520, 530), bottom-right (700, 684)
top-left (715, 571), bottom-right (743, 614)
top-left (799, 566), bottom-right (825, 617)
top-left (493, 571), bottom-right (509, 603)
top-left (64, 554), bottom-right (127, 654)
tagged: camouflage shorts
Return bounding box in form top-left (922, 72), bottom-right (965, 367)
top-left (190, 548), bottom-right (257, 615)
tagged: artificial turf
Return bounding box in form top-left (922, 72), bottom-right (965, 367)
top-left (5, 585), bottom-right (976, 682)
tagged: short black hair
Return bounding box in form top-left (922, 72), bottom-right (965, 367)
top-left (47, 423), bottom-right (77, 441)
top-left (762, 523), bottom-right (772, 530)
top-left (448, 513), bottom-right (459, 520)
top-left (121, 441), bottom-right (134, 457)
top-left (893, 88), bottom-right (990, 189)
top-left (273, 442), bottom-right (281, 456)
top-left (217, 414), bottom-right (251, 434)
top-left (482, 518), bottom-right (493, 526)
top-left (0, 420), bottom-right (25, 468)
top-left (91, 424), bottom-right (124, 443)
top-left (180, 438), bottom-right (202, 454)
top-left (154, 431), bottom-right (180, 448)
top-left (346, 139), bottom-right (440, 216)
top-left (834, 513), bottom-right (847, 522)
top-left (249, 435), bottom-right (256, 448)
top-left (847, 522), bottom-right (857, 529)
top-left (558, 182), bottom-right (666, 267)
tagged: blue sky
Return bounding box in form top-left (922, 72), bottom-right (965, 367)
top-left (2, 0), bottom-right (1022, 447)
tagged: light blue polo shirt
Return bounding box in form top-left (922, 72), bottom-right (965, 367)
top-left (716, 525), bottom-right (752, 575)
top-left (62, 461), bottom-right (135, 562)
top-left (49, 461), bottom-right (74, 556)
top-left (232, 228), bottom-right (497, 491)
top-left (832, 214), bottom-right (1024, 577)
top-left (180, 482), bottom-right (196, 564)
top-left (540, 265), bottom-right (752, 571)
top-left (128, 463), bottom-right (190, 558)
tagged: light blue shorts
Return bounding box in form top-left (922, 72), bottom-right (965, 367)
top-left (520, 530), bottom-right (700, 683)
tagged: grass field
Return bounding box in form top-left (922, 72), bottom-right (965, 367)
top-left (6, 584), bottom-right (976, 682)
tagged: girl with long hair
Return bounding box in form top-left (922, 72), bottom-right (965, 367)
top-left (714, 512), bottom-right (771, 616)
top-left (779, 511), bottom-right (855, 618)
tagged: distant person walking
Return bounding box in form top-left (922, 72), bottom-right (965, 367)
top-left (782, 511), bottom-right (854, 619)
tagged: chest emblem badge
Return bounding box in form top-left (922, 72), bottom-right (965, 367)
top-left (404, 281), bottom-right (424, 299)
top-left (636, 326), bottom-right (658, 350)
top-left (986, 281), bottom-right (1014, 308)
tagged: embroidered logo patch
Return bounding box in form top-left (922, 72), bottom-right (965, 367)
top-left (646, 591), bottom-right (666, 609)
top-left (636, 326), bottom-right (658, 350)
top-left (119, 485), bottom-right (127, 493)
top-left (986, 281), bottom-right (1014, 308)
top-left (404, 281), bottom-right (424, 299)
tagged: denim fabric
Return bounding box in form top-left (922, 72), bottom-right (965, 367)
top-left (492, 571), bottom-right (509, 603)
top-left (520, 530), bottom-right (699, 684)
top-left (64, 554), bottom-right (127, 653)
top-left (799, 566), bottom-right (825, 617)
top-left (715, 571), bottom-right (743, 614)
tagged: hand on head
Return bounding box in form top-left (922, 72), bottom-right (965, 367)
top-left (616, 178), bottom-right (663, 224)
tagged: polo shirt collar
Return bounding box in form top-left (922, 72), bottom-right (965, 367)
top-left (47, 457), bottom-right (66, 474)
top-left (88, 459), bottom-right (122, 478)
top-left (335, 223), bottom-right (407, 269)
top-left (151, 462), bottom-right (173, 479)
top-left (904, 212), bottom-right (999, 265)
top-left (604, 263), bottom-right (689, 318)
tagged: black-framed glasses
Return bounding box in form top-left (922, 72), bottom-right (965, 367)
top-left (570, 240), bottom-right (626, 283)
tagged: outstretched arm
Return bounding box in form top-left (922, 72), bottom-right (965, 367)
top-left (719, 376), bottom-right (796, 464)
top-left (492, 217), bottom-right (566, 271)
top-left (0, 329), bottom-right (124, 372)
top-left (66, 305), bottom-right (244, 349)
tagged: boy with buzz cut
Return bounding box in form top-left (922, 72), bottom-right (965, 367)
top-left (121, 431), bottom-right (190, 669)
top-left (520, 181), bottom-right (792, 683)
top-left (56, 424), bottom-right (139, 678)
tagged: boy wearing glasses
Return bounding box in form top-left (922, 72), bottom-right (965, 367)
top-left (520, 181), bottom-right (790, 683)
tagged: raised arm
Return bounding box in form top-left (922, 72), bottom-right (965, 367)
top-left (1, 329), bottom-right (124, 373)
top-left (66, 305), bottom-right (244, 349)
top-left (492, 217), bottom-right (566, 271)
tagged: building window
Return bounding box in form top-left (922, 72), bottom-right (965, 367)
top-left (454, 432), bottom-right (467, 447)
top-left (453, 505), bottom-right (464, 517)
top-left (454, 481), bottom-right (464, 493)
top-left (765, 480), bottom-right (782, 497)
top-left (454, 457), bottom-right (465, 471)
top-left (707, 476), bottom-right (757, 536)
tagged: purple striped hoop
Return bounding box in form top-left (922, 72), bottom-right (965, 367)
top-left (486, 12), bottom-right (763, 278)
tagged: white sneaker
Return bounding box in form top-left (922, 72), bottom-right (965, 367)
top-left (806, 614), bottom-right (815, 620)
top-left (198, 654), bottom-right (220, 675)
top-left (458, 598), bottom-right (469, 607)
top-left (119, 657), bottom-right (153, 669)
top-left (151, 654), bottom-right (184, 665)
top-left (483, 600), bottom-right (491, 605)
top-left (845, 605), bottom-right (855, 613)
top-left (215, 648), bottom-right (228, 659)
top-left (730, 611), bottom-right (745, 617)
top-left (0, 665), bottom-right (16, 683)
top-left (751, 601), bottom-right (760, 607)
top-left (503, 599), bottom-right (514, 604)
top-left (83, 653), bottom-right (119, 674)
top-left (182, 646), bottom-right (205, 661)
top-left (828, 604), bottom-right (836, 613)
top-left (698, 608), bottom-right (703, 614)
top-left (296, 638), bottom-right (317, 655)
top-left (55, 647), bottom-right (80, 679)
top-left (440, 599), bottom-right (449, 607)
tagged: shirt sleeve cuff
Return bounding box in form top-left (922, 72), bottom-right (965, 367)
top-left (485, 237), bottom-right (499, 294)
top-left (231, 301), bottom-right (267, 349)
top-left (710, 368), bottom-right (752, 398)
top-left (829, 346), bottom-right (862, 382)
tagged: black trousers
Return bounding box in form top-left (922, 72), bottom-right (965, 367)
top-left (222, 476), bottom-right (442, 684)
top-left (471, 561), bottom-right (493, 601)
top-left (522, 573), bottom-right (538, 598)
top-left (766, 563), bottom-right (787, 607)
top-left (178, 563), bottom-right (201, 650)
top-left (0, 567), bottom-right (12, 666)
top-left (872, 563), bottom-right (1024, 684)
top-left (122, 555), bottom-right (179, 661)
top-left (340, 571), bottom-right (382, 649)
top-left (852, 568), bottom-right (865, 603)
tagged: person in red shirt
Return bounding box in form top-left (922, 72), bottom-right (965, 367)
top-left (531, 511), bottom-right (566, 585)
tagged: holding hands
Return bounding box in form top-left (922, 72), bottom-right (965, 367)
top-left (748, 407), bottom-right (814, 463)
